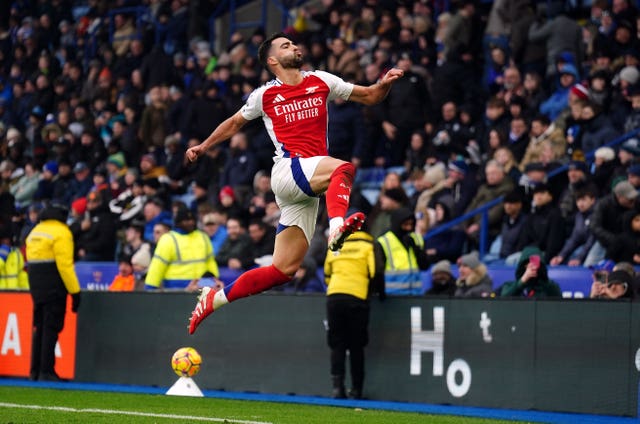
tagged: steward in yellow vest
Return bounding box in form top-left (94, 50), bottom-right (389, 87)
top-left (145, 207), bottom-right (219, 289)
top-left (0, 231), bottom-right (28, 289)
top-left (376, 207), bottom-right (429, 295)
top-left (25, 203), bottom-right (80, 381)
top-left (324, 229), bottom-right (384, 400)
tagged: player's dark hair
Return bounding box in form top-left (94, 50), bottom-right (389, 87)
top-left (258, 32), bottom-right (294, 69)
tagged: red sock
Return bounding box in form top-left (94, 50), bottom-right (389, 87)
top-left (326, 162), bottom-right (355, 219)
top-left (224, 265), bottom-right (291, 302)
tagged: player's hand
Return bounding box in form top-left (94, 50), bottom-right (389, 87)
top-left (380, 68), bottom-right (404, 85)
top-left (186, 144), bottom-right (204, 163)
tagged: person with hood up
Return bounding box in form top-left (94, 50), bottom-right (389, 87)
top-left (375, 207), bottom-right (429, 295)
top-left (454, 251), bottom-right (493, 298)
top-left (500, 246), bottom-right (562, 298)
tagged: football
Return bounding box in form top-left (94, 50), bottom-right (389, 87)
top-left (171, 347), bottom-right (202, 377)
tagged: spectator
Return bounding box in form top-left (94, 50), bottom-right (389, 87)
top-left (323, 228), bottom-right (383, 400)
top-left (592, 146), bottom-right (618, 192)
top-left (454, 251), bottom-right (493, 298)
top-left (220, 131), bottom-right (259, 205)
top-left (506, 116), bottom-right (530, 164)
top-left (75, 190), bottom-right (117, 262)
top-left (442, 159), bottom-right (477, 218)
top-left (608, 207), bottom-right (640, 264)
top-left (215, 216), bottom-right (254, 271)
top-left (590, 269), bottom-right (635, 299)
top-left (514, 183), bottom-right (565, 263)
top-left (368, 179), bottom-right (410, 238)
top-left (145, 207), bottom-right (219, 290)
top-left (425, 260), bottom-right (456, 296)
top-left (246, 170), bottom-right (275, 220)
top-left (375, 207), bottom-right (429, 296)
top-left (108, 255), bottom-right (137, 292)
top-left (464, 160), bottom-right (514, 243)
top-left (520, 114), bottom-right (566, 171)
top-left (380, 53), bottom-right (431, 166)
top-left (550, 184), bottom-right (598, 267)
top-left (491, 188), bottom-right (528, 262)
top-left (200, 209), bottom-right (228, 255)
top-left (425, 196), bottom-right (466, 263)
top-left (500, 246), bottom-right (562, 298)
top-left (10, 160), bottom-right (39, 210)
top-left (539, 63), bottom-right (579, 121)
top-left (558, 160), bottom-right (592, 223)
top-left (581, 102), bottom-right (619, 155)
top-left (109, 177), bottom-right (146, 225)
top-left (50, 158), bottom-right (74, 205)
top-left (142, 196), bottom-right (172, 243)
top-left (68, 162), bottom-right (93, 202)
top-left (33, 160), bottom-right (58, 202)
top-left (119, 219), bottom-right (152, 279)
top-left (248, 219), bottom-right (276, 267)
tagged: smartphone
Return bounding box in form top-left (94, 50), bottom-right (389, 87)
top-left (594, 271), bottom-right (608, 284)
top-left (529, 255), bottom-right (540, 268)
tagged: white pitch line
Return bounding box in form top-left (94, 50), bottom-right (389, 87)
top-left (0, 402), bottom-right (273, 424)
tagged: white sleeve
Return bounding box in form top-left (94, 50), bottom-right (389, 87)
top-left (314, 70), bottom-right (354, 101)
top-left (240, 86), bottom-right (267, 120)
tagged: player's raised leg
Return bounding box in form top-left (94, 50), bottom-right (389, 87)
top-left (310, 158), bottom-right (364, 251)
top-left (189, 226), bottom-right (308, 334)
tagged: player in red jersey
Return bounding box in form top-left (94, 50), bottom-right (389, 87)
top-left (187, 32), bottom-right (403, 334)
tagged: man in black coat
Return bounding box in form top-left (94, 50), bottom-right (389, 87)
top-left (515, 183), bottom-right (565, 261)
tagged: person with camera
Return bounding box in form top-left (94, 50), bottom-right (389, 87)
top-left (500, 246), bottom-right (562, 298)
top-left (25, 203), bottom-right (81, 381)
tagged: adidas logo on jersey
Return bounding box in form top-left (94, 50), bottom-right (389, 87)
top-left (272, 94), bottom-right (286, 103)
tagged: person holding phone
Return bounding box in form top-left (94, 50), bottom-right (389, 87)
top-left (500, 247), bottom-right (562, 298)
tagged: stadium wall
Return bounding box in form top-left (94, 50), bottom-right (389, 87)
top-left (1, 291), bottom-right (638, 417)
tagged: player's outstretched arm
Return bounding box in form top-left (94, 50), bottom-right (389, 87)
top-left (186, 110), bottom-right (248, 162)
top-left (348, 68), bottom-right (404, 106)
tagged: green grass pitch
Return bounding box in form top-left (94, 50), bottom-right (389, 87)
top-left (0, 387), bottom-right (529, 423)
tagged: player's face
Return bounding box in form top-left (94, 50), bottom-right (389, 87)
top-left (271, 37), bottom-right (303, 69)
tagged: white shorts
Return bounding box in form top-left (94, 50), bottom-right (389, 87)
top-left (271, 156), bottom-right (326, 244)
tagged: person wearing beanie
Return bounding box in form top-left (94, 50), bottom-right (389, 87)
top-left (186, 32), bottom-right (404, 334)
top-left (375, 207), bottom-right (430, 296)
top-left (33, 160), bottom-right (59, 202)
top-left (145, 204), bottom-right (220, 290)
top-left (500, 247), bottom-right (561, 298)
top-left (454, 251), bottom-right (493, 298)
top-left (425, 260), bottom-right (456, 296)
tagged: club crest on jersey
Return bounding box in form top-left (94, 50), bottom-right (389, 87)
top-left (305, 86), bottom-right (319, 94)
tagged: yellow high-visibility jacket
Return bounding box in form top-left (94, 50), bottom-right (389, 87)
top-left (145, 229), bottom-right (219, 289)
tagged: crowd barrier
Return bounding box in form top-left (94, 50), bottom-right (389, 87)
top-left (75, 262), bottom-right (595, 297)
top-left (0, 292), bottom-right (637, 417)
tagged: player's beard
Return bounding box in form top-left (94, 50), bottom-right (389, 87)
top-left (280, 54), bottom-right (304, 69)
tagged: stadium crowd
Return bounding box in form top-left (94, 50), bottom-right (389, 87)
top-left (0, 0), bottom-right (639, 297)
